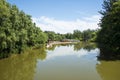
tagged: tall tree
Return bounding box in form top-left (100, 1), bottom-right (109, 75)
top-left (97, 0), bottom-right (120, 51)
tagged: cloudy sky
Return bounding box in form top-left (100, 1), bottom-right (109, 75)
top-left (8, 0), bottom-right (103, 34)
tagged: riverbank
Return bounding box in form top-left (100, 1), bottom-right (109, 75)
top-left (46, 41), bottom-right (77, 48)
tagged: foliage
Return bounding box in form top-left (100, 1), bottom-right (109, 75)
top-left (45, 29), bottom-right (97, 42)
top-left (45, 29), bottom-right (97, 41)
top-left (97, 0), bottom-right (120, 51)
top-left (0, 0), bottom-right (47, 55)
top-left (81, 29), bottom-right (97, 42)
top-left (97, 0), bottom-right (120, 60)
top-left (64, 33), bottom-right (73, 39)
top-left (73, 30), bottom-right (82, 40)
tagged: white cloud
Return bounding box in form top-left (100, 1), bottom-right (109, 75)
top-left (32, 15), bottom-right (101, 34)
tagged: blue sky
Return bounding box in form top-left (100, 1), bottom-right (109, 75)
top-left (7, 0), bottom-right (103, 33)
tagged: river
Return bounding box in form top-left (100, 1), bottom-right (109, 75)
top-left (0, 43), bottom-right (120, 80)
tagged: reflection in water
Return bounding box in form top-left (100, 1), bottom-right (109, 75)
top-left (74, 42), bottom-right (97, 52)
top-left (97, 44), bottom-right (120, 60)
top-left (0, 46), bottom-right (46, 80)
top-left (35, 43), bottom-right (101, 80)
top-left (47, 42), bottom-right (97, 52)
top-left (0, 43), bottom-right (120, 80)
top-left (46, 45), bottom-right (99, 60)
top-left (47, 43), bottom-right (73, 51)
top-left (96, 61), bottom-right (120, 80)
top-left (98, 46), bottom-right (120, 60)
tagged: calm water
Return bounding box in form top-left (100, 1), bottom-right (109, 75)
top-left (0, 43), bottom-right (120, 80)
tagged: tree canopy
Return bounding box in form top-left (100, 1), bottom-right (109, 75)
top-left (97, 0), bottom-right (120, 51)
top-left (0, 0), bottom-right (47, 57)
top-left (97, 0), bottom-right (120, 60)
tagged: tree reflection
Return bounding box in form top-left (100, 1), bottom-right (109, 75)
top-left (74, 42), bottom-right (97, 52)
top-left (96, 61), bottom-right (120, 80)
top-left (47, 42), bottom-right (97, 52)
top-left (97, 44), bottom-right (120, 60)
top-left (47, 43), bottom-right (73, 51)
top-left (0, 46), bottom-right (46, 80)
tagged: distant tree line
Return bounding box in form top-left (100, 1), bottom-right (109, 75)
top-left (44, 29), bottom-right (97, 42)
top-left (0, 0), bottom-right (47, 56)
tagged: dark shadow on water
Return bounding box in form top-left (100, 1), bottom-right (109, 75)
top-left (97, 44), bottom-right (120, 61)
top-left (0, 53), bottom-right (10, 59)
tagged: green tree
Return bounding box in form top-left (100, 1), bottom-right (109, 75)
top-left (44, 31), bottom-right (56, 41)
top-left (0, 0), bottom-right (47, 57)
top-left (65, 33), bottom-right (73, 39)
top-left (97, 0), bottom-right (120, 60)
top-left (82, 29), bottom-right (95, 41)
top-left (97, 0), bottom-right (120, 51)
top-left (73, 30), bottom-right (82, 40)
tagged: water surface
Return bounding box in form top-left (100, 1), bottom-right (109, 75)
top-left (0, 43), bottom-right (120, 80)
